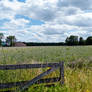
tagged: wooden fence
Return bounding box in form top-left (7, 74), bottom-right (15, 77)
top-left (0, 62), bottom-right (64, 92)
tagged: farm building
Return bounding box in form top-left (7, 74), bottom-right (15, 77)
top-left (15, 42), bottom-right (26, 47)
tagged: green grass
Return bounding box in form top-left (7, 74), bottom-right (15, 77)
top-left (0, 46), bottom-right (92, 92)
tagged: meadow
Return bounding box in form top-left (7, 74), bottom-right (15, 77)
top-left (0, 46), bottom-right (92, 92)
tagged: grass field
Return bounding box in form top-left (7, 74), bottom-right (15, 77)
top-left (0, 46), bottom-right (92, 92)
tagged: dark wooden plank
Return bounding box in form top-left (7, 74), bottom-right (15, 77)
top-left (0, 77), bottom-right (60, 89)
top-left (34, 84), bottom-right (55, 88)
top-left (15, 67), bottom-right (57, 92)
top-left (0, 90), bottom-right (14, 92)
top-left (0, 63), bottom-right (60, 70)
top-left (36, 77), bottom-right (60, 84)
top-left (59, 62), bottom-right (64, 85)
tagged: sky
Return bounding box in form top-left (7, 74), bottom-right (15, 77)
top-left (0, 0), bottom-right (92, 42)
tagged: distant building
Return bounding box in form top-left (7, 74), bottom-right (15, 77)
top-left (15, 42), bottom-right (26, 47)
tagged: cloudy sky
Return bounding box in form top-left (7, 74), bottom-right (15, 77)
top-left (0, 0), bottom-right (92, 42)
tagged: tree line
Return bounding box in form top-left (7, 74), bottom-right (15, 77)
top-left (0, 33), bottom-right (92, 46)
top-left (65, 35), bottom-right (92, 46)
top-left (24, 42), bottom-right (65, 46)
top-left (25, 35), bottom-right (92, 46)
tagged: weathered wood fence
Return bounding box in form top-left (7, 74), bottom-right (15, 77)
top-left (0, 62), bottom-right (64, 92)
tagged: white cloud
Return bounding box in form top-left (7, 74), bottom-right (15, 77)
top-left (1, 0), bottom-right (23, 10)
top-left (57, 0), bottom-right (92, 10)
top-left (0, 0), bottom-right (92, 42)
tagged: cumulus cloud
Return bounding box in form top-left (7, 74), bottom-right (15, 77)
top-left (57, 0), bottom-right (92, 10)
top-left (0, 0), bottom-right (92, 42)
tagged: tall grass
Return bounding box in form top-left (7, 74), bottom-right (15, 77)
top-left (0, 46), bottom-right (92, 92)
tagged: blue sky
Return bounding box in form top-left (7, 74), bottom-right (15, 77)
top-left (18, 0), bottom-right (26, 2)
top-left (15, 14), bottom-right (44, 25)
top-left (0, 0), bottom-right (92, 42)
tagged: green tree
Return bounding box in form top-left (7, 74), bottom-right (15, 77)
top-left (65, 35), bottom-right (79, 46)
top-left (6, 36), bottom-right (16, 46)
top-left (0, 33), bottom-right (4, 46)
top-left (86, 36), bottom-right (92, 45)
top-left (65, 37), bottom-right (69, 45)
top-left (79, 37), bottom-right (85, 45)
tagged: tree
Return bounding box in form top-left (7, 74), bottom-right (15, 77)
top-left (79, 37), bottom-right (85, 45)
top-left (65, 35), bottom-right (79, 45)
top-left (86, 36), bottom-right (92, 45)
top-left (0, 33), bottom-right (4, 46)
top-left (6, 36), bottom-right (16, 46)
top-left (65, 37), bottom-right (70, 45)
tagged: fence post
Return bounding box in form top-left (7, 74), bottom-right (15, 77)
top-left (59, 61), bottom-right (64, 85)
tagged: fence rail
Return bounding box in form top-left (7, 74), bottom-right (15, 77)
top-left (0, 77), bottom-right (60, 89)
top-left (0, 62), bottom-right (64, 92)
top-left (0, 63), bottom-right (60, 70)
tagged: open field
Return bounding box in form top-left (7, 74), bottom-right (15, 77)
top-left (0, 46), bottom-right (92, 92)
